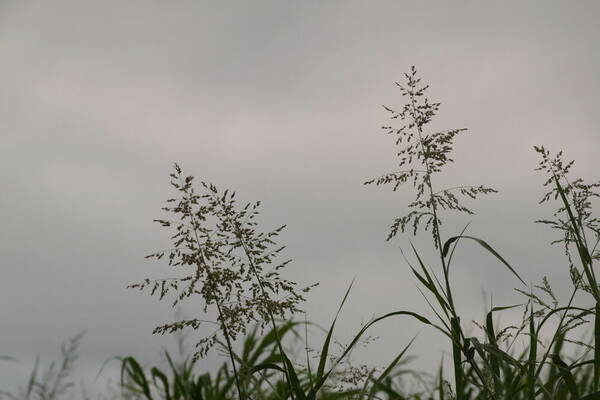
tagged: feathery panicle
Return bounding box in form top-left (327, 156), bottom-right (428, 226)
top-left (534, 146), bottom-right (600, 289)
top-left (365, 66), bottom-right (496, 246)
top-left (129, 164), bottom-right (314, 360)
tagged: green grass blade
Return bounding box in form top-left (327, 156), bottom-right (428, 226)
top-left (410, 243), bottom-right (451, 315)
top-left (251, 321), bottom-right (298, 366)
top-left (485, 306), bottom-right (522, 395)
top-left (438, 358), bottom-right (445, 400)
top-left (150, 367), bottom-right (172, 400)
top-left (450, 317), bottom-right (464, 400)
top-left (316, 279), bottom-right (355, 383)
top-left (551, 354), bottom-right (580, 399)
top-left (595, 302), bottom-right (600, 391)
top-left (481, 344), bottom-right (526, 371)
top-left (367, 335), bottom-right (417, 399)
top-left (442, 235), bottom-right (526, 286)
top-left (368, 379), bottom-right (407, 400)
top-left (310, 310), bottom-right (449, 398)
top-left (251, 363), bottom-right (287, 375)
top-left (120, 356), bottom-right (153, 400)
top-left (241, 326), bottom-right (258, 366)
top-left (446, 223), bottom-right (471, 274)
top-left (281, 352), bottom-right (307, 400)
top-left (527, 309), bottom-right (537, 400)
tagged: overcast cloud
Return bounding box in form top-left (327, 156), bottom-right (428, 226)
top-left (1, 0), bottom-right (599, 393)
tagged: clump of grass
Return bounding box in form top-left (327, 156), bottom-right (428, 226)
top-left (129, 164), bottom-right (316, 399)
top-left (366, 66), bottom-right (519, 399)
top-left (363, 67), bottom-right (600, 399)
top-left (117, 67), bottom-right (599, 400)
top-left (119, 322), bottom-right (300, 400)
top-left (5, 66), bottom-right (600, 400)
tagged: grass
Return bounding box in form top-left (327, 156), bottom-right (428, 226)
top-left (2, 67), bottom-right (599, 399)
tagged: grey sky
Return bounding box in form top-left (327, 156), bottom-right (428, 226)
top-left (1, 0), bottom-right (599, 393)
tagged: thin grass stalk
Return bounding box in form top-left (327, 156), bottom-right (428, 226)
top-left (553, 175), bottom-right (600, 394)
top-left (545, 332), bottom-right (564, 399)
top-left (450, 317), bottom-right (464, 400)
top-left (527, 308), bottom-right (538, 399)
top-left (415, 122), bottom-right (493, 399)
top-left (214, 300), bottom-right (245, 400)
top-left (533, 291), bottom-right (583, 380)
top-left (485, 310), bottom-right (501, 397)
top-left (595, 302), bottom-right (600, 391)
top-left (412, 97), bottom-right (466, 398)
top-left (438, 360), bottom-right (445, 400)
top-left (414, 108), bottom-right (455, 313)
top-left (181, 179), bottom-right (245, 400)
top-left (217, 204), bottom-right (295, 400)
top-left (240, 239), bottom-right (294, 400)
top-left (367, 68), bottom-right (504, 397)
top-left (413, 94), bottom-right (497, 397)
top-left (367, 335), bottom-right (417, 399)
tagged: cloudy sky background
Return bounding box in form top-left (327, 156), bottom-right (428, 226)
top-left (1, 0), bottom-right (599, 393)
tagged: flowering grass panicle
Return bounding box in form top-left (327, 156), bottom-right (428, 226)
top-left (129, 164), bottom-right (312, 360)
top-left (365, 66), bottom-right (496, 245)
top-left (534, 146), bottom-right (600, 269)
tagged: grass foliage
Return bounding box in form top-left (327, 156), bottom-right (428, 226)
top-left (2, 67), bottom-right (599, 399)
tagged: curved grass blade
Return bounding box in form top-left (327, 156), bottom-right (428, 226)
top-left (250, 321), bottom-right (299, 366)
top-left (551, 354), bottom-right (580, 399)
top-left (150, 367), bottom-right (172, 400)
top-left (481, 344), bottom-right (526, 371)
top-left (409, 243), bottom-right (451, 316)
top-left (442, 235), bottom-right (526, 286)
top-left (120, 356), bottom-right (153, 399)
top-left (367, 335), bottom-right (417, 399)
top-left (309, 309), bottom-right (449, 399)
top-left (316, 279), bottom-right (355, 384)
top-left (446, 223), bottom-right (471, 273)
top-left (281, 352), bottom-right (307, 400)
top-left (251, 363), bottom-right (287, 375)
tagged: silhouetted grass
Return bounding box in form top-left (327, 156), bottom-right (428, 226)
top-left (3, 67), bottom-right (598, 400)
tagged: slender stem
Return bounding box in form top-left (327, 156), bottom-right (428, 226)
top-left (409, 88), bottom-right (492, 398)
top-left (179, 175), bottom-right (245, 400)
top-left (217, 199), bottom-right (295, 400)
top-left (595, 303), bottom-right (600, 391)
top-left (450, 317), bottom-right (464, 398)
top-left (215, 300), bottom-right (245, 400)
top-left (411, 95), bottom-right (454, 311)
top-left (533, 287), bottom-right (578, 379)
top-left (240, 233), bottom-right (296, 400)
